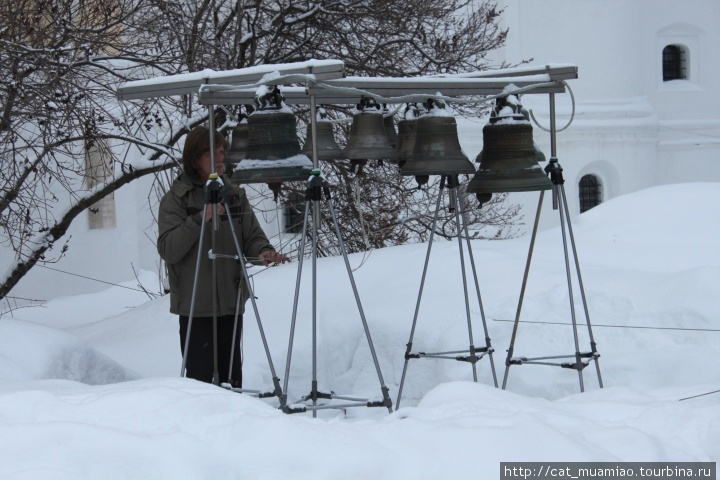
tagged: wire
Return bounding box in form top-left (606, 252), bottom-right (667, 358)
top-left (492, 318), bottom-right (720, 333)
top-left (36, 265), bottom-right (154, 294)
top-left (528, 80), bottom-right (576, 133)
top-left (679, 389), bottom-right (720, 401)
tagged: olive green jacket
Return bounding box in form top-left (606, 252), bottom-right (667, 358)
top-left (157, 173), bottom-right (273, 317)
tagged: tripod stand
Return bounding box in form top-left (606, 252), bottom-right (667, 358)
top-left (395, 174), bottom-right (498, 409)
top-left (179, 128), bottom-right (285, 406)
top-left (281, 169), bottom-right (393, 417)
top-left (501, 94), bottom-right (603, 392)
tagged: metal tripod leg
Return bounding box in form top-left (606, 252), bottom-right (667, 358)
top-left (223, 198), bottom-right (285, 405)
top-left (560, 184), bottom-right (603, 387)
top-left (180, 199), bottom-right (210, 377)
top-left (502, 191), bottom-right (545, 389)
top-left (179, 174), bottom-right (284, 405)
top-left (395, 177), bottom-right (446, 409)
top-left (502, 178), bottom-right (602, 392)
top-left (282, 171), bottom-right (392, 416)
top-left (453, 179), bottom-right (498, 388)
top-left (396, 175), bottom-right (497, 409)
top-left (556, 183), bottom-right (603, 389)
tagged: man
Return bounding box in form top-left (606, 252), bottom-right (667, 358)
top-left (157, 126), bottom-right (287, 386)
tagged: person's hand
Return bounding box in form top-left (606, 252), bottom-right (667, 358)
top-left (258, 250), bottom-right (289, 266)
top-left (203, 203), bottom-right (225, 222)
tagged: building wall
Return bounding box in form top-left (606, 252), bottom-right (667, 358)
top-left (488, 0), bottom-right (720, 229)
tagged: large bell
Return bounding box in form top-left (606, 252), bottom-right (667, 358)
top-left (342, 98), bottom-right (398, 173)
top-left (399, 115), bottom-right (475, 177)
top-left (301, 120), bottom-right (344, 161)
top-left (466, 116), bottom-right (552, 195)
top-left (232, 87), bottom-right (312, 189)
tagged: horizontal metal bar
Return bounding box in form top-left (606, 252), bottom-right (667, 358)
top-left (433, 63), bottom-right (578, 81)
top-left (197, 80), bottom-right (566, 105)
top-left (117, 59), bottom-right (345, 100)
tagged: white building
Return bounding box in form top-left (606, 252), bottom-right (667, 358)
top-left (478, 0), bottom-right (720, 228)
top-left (3, 0), bottom-right (717, 304)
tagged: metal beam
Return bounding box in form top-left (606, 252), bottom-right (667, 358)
top-left (117, 59), bottom-right (345, 101)
top-left (197, 75), bottom-right (568, 106)
top-left (432, 63), bottom-right (578, 81)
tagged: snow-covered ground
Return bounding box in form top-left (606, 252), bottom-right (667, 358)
top-left (1, 183), bottom-right (718, 479)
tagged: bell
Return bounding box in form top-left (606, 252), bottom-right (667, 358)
top-left (301, 120), bottom-right (343, 161)
top-left (224, 123), bottom-right (249, 165)
top-left (400, 115), bottom-right (475, 177)
top-left (395, 118), bottom-right (417, 168)
top-left (342, 104), bottom-right (398, 164)
top-left (383, 106), bottom-right (398, 148)
top-left (341, 97), bottom-right (398, 174)
top-left (466, 116), bottom-right (552, 195)
top-left (232, 108), bottom-right (312, 186)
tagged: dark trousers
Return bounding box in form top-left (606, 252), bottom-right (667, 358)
top-left (179, 314), bottom-right (243, 387)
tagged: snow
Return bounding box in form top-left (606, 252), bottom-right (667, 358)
top-left (1, 183), bottom-right (719, 478)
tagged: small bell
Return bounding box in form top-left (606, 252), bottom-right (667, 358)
top-left (225, 122), bottom-right (249, 165)
top-left (342, 96), bottom-right (398, 174)
top-left (301, 109), bottom-right (344, 162)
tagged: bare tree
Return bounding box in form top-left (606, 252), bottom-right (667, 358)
top-left (0, 0), bottom-right (517, 299)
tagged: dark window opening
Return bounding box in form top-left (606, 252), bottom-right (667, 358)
top-left (663, 45), bottom-right (686, 81)
top-left (579, 175), bottom-right (602, 213)
top-left (284, 192), bottom-right (305, 234)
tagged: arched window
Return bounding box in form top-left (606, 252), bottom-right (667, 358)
top-left (579, 175), bottom-right (602, 213)
top-left (662, 44), bottom-right (686, 81)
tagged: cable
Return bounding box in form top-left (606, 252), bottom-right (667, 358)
top-left (36, 265), bottom-right (154, 294)
top-left (492, 318), bottom-right (720, 333)
top-left (528, 79), bottom-right (576, 133)
top-left (679, 389), bottom-right (720, 401)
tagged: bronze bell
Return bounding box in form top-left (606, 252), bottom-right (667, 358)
top-left (232, 88), bottom-right (312, 187)
top-left (466, 116), bottom-right (552, 196)
top-left (383, 105), bottom-right (398, 148)
top-left (301, 120), bottom-right (343, 161)
top-left (342, 98), bottom-right (398, 171)
top-left (399, 115), bottom-right (475, 177)
top-left (225, 123), bottom-right (249, 165)
top-left (395, 118), bottom-right (416, 167)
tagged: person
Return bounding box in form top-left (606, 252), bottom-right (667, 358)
top-left (157, 125), bottom-right (288, 387)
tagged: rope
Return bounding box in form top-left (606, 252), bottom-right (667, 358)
top-left (349, 176), bottom-right (372, 272)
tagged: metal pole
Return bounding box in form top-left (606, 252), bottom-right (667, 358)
top-left (548, 93), bottom-right (584, 392)
top-left (456, 185), bottom-right (498, 387)
top-left (282, 203), bottom-right (311, 397)
top-left (207, 106), bottom-right (220, 385)
top-left (502, 192), bottom-right (544, 390)
top-left (396, 176), bottom-right (446, 409)
top-left (327, 193), bottom-right (393, 413)
top-left (560, 188), bottom-right (604, 388)
top-left (448, 176), bottom-right (477, 382)
top-left (180, 205), bottom-right (209, 376)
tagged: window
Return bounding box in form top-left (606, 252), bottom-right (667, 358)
top-left (662, 44), bottom-right (686, 81)
top-left (85, 138), bottom-right (117, 229)
top-left (284, 192), bottom-right (305, 234)
top-left (579, 175), bottom-right (602, 213)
